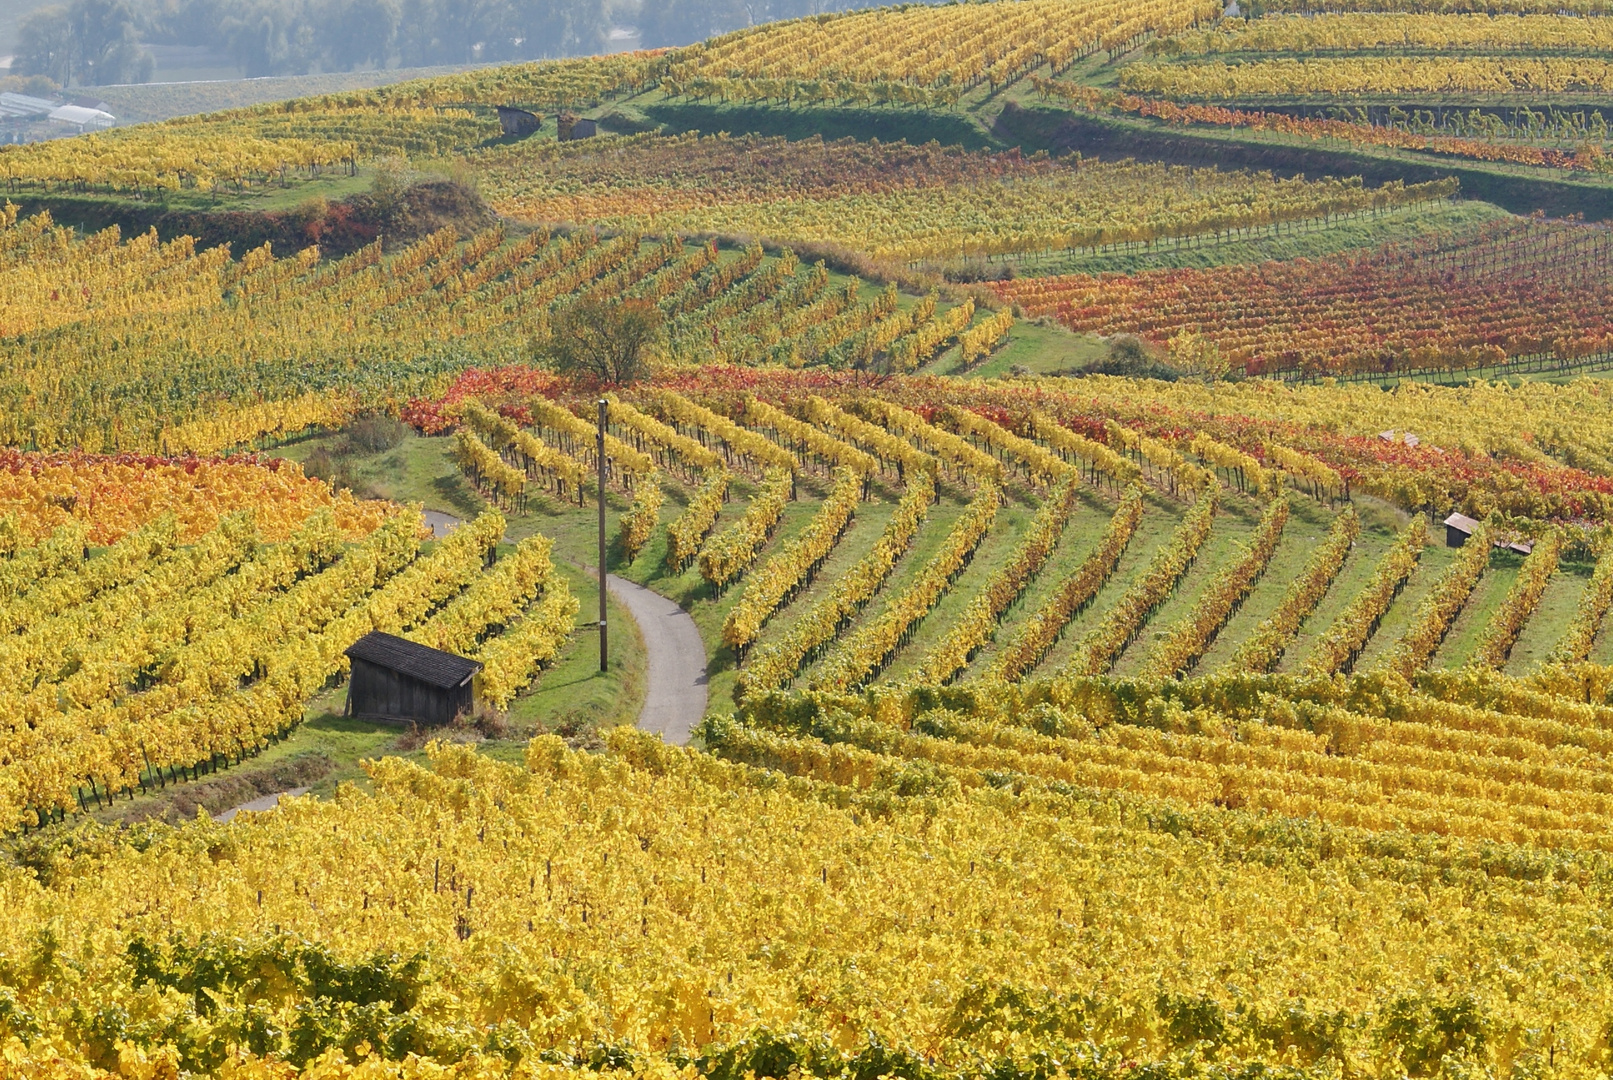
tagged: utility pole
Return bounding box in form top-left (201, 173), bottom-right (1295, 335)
top-left (597, 398), bottom-right (608, 673)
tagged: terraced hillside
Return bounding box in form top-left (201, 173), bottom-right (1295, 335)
top-left (425, 375), bottom-right (1613, 711)
top-left (7, 0), bottom-right (1613, 1075)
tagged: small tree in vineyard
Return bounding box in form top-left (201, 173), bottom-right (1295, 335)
top-left (547, 298), bottom-right (663, 386)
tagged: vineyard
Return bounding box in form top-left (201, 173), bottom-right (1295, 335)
top-left (474, 131), bottom-right (1454, 261)
top-left (1154, 12), bottom-right (1613, 54)
top-left (1033, 82), bottom-right (1613, 172)
top-left (9, 367), bottom-right (1613, 1075)
top-left (0, 55), bottom-right (659, 194)
top-left (0, 205), bottom-right (1013, 452)
top-left (660, 0), bottom-right (1222, 104)
top-left (6, 0), bottom-right (1613, 1073)
top-left (404, 364), bottom-right (1613, 721)
top-left (1122, 55), bottom-right (1613, 97)
top-left (997, 216), bottom-right (1613, 377)
top-left (0, 0), bottom-right (1607, 202)
top-left (0, 452), bottom-right (576, 835)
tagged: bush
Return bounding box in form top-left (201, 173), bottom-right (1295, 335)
top-left (1077, 334), bottom-right (1184, 381)
top-left (942, 257), bottom-right (1015, 284)
top-left (303, 447), bottom-right (338, 483)
top-left (346, 414), bottom-right (407, 454)
top-left (302, 446), bottom-right (373, 498)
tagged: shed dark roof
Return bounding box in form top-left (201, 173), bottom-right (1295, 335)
top-left (346, 631), bottom-right (480, 689)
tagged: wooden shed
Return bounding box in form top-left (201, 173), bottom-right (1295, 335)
top-left (344, 631), bottom-right (481, 725)
top-left (1443, 512), bottom-right (1479, 548)
top-left (558, 115), bottom-right (596, 141)
top-left (496, 105), bottom-right (541, 137)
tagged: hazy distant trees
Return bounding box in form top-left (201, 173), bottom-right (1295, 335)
top-left (20, 0), bottom-right (610, 84)
top-left (16, 0), bottom-right (920, 86)
top-left (15, 0), bottom-right (154, 86)
top-left (637, 0), bottom-right (911, 49)
top-left (393, 0), bottom-right (605, 66)
top-left (637, 0), bottom-right (750, 49)
top-left (166, 0), bottom-right (601, 77)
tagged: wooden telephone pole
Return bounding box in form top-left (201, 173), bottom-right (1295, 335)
top-left (597, 398), bottom-right (608, 673)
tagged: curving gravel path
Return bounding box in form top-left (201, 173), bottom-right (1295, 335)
top-left (421, 510), bottom-right (463, 539)
top-left (424, 506), bottom-right (709, 744)
top-left (215, 787), bottom-right (310, 823)
top-left (604, 573), bottom-right (707, 746)
top-left (215, 515), bottom-right (707, 826)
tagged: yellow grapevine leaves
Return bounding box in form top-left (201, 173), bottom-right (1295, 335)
top-left (1138, 496), bottom-right (1290, 682)
top-left (0, 453), bottom-right (387, 546)
top-left (723, 468), bottom-right (862, 650)
top-left (666, 470), bottom-right (731, 573)
top-left (1305, 519), bottom-right (1427, 676)
top-left (698, 469), bottom-right (792, 588)
top-left (1230, 507), bottom-right (1359, 673)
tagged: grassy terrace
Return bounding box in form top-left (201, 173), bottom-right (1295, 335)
top-left (1033, 494), bottom-right (1185, 677)
top-left (735, 478), bottom-right (902, 696)
top-left (1109, 501), bottom-right (1259, 678)
top-left (1190, 494), bottom-right (1337, 675)
top-left (878, 492), bottom-right (1034, 683)
top-left (958, 487), bottom-right (1126, 679)
top-left (1587, 585), bottom-right (1613, 665)
top-left (795, 492), bottom-right (970, 687)
top-left (1352, 525), bottom-right (1457, 672)
top-left (1433, 549), bottom-right (1521, 669)
top-left (1505, 559), bottom-right (1588, 674)
top-left (1276, 498), bottom-right (1410, 673)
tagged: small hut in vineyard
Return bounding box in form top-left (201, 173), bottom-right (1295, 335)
top-left (557, 113), bottom-right (596, 140)
top-left (345, 631), bottom-right (480, 725)
top-left (1443, 513), bottom-right (1479, 548)
top-left (496, 105), bottom-right (541, 137)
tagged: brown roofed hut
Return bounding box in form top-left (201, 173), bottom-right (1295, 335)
top-left (1443, 513), bottom-right (1479, 548)
top-left (496, 105), bottom-right (541, 137)
top-left (345, 631), bottom-right (480, 725)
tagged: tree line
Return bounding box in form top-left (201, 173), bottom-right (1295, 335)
top-left (13, 0), bottom-right (917, 87)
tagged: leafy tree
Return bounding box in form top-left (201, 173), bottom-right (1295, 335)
top-left (13, 8), bottom-right (74, 86)
top-left (546, 299), bottom-right (662, 386)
